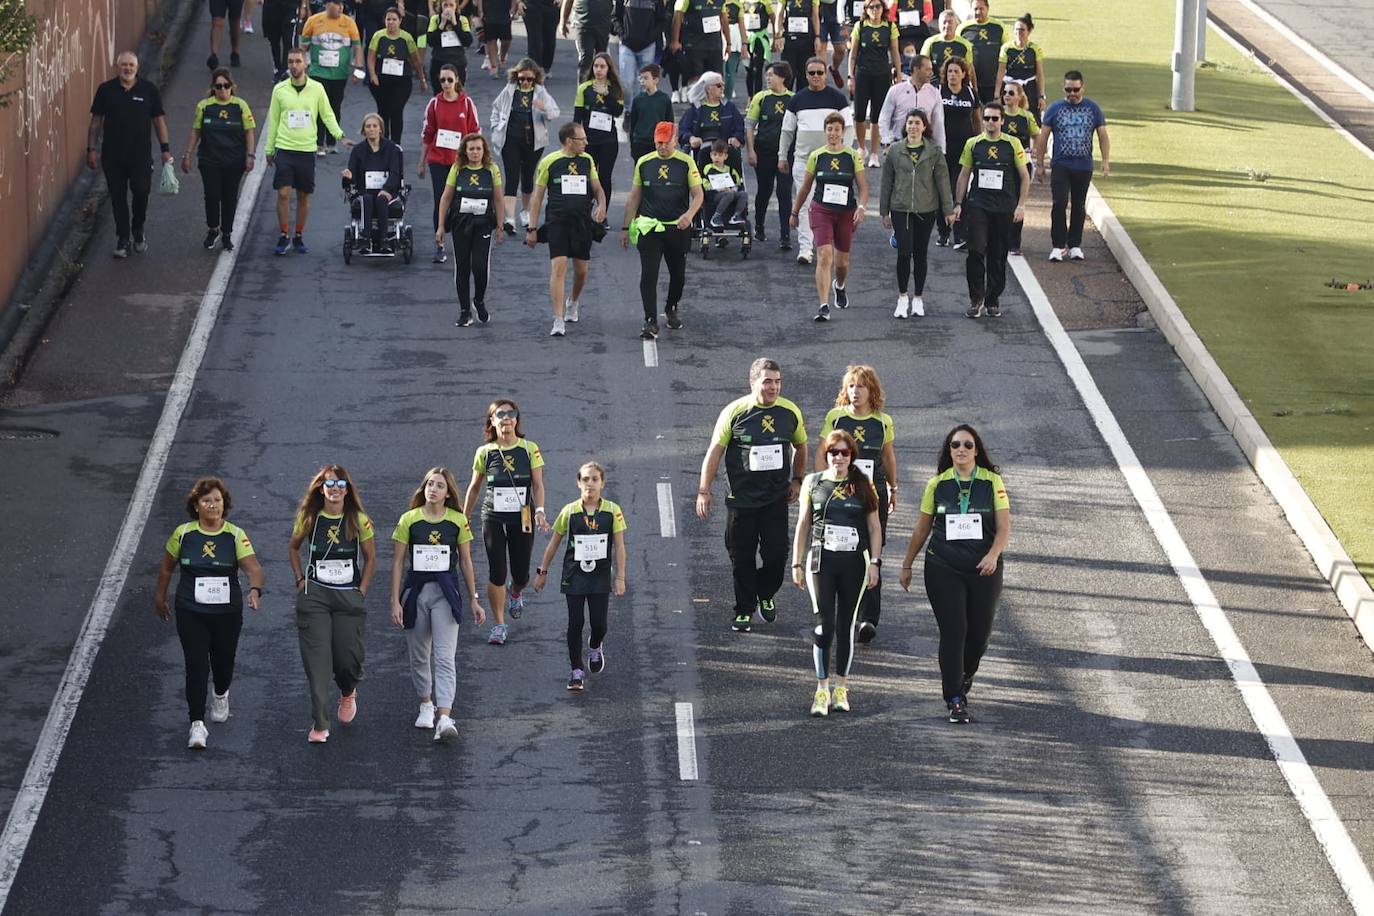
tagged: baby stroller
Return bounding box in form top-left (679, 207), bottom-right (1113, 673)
top-left (688, 144), bottom-right (752, 260)
top-left (342, 177), bottom-right (414, 264)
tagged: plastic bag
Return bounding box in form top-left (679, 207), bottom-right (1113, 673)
top-left (158, 161), bottom-right (180, 196)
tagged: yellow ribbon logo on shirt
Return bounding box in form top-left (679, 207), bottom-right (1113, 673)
top-left (853, 426), bottom-right (867, 443)
top-left (567, 161), bottom-right (580, 175)
top-left (428, 531), bottom-right (442, 545)
top-left (202, 541), bottom-right (217, 558)
top-left (469, 173), bottom-right (481, 186)
top-left (327, 525), bottom-right (341, 545)
top-left (657, 163), bottom-right (671, 180)
top-left (761, 415), bottom-right (776, 433)
top-left (986, 145), bottom-right (999, 160)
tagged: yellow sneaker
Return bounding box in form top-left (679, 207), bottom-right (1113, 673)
top-left (810, 687), bottom-right (830, 717)
top-left (831, 685), bottom-right (850, 712)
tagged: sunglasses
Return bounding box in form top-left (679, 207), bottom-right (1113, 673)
top-left (493, 409), bottom-right (518, 419)
top-left (1001, 89), bottom-right (1017, 96)
top-left (1063, 86), bottom-right (1082, 93)
top-left (949, 439), bottom-right (975, 450)
top-left (517, 75), bottom-right (536, 82)
top-left (827, 448), bottom-right (852, 458)
top-left (323, 479), bottom-right (349, 489)
top-left (213, 82), bottom-right (232, 89)
top-left (807, 70), bottom-right (826, 76)
top-left (982, 114), bottom-right (1001, 121)
top-left (439, 77), bottom-right (456, 84)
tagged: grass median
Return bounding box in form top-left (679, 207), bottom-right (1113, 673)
top-left (1029, 1), bottom-right (1374, 584)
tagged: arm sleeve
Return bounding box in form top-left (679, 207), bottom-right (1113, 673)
top-left (455, 512), bottom-right (474, 545)
top-left (876, 86), bottom-right (896, 145)
top-left (931, 89), bottom-right (945, 152)
top-left (957, 136), bottom-right (973, 168)
top-left (990, 472), bottom-right (1010, 510)
top-left (919, 477), bottom-right (938, 514)
top-left (357, 513), bottom-right (376, 542)
top-left (678, 106), bottom-right (696, 145)
top-left (541, 86), bottom-right (562, 119)
top-left (527, 440), bottom-right (545, 469)
top-left (553, 504), bottom-right (572, 535)
top-left (264, 90), bottom-right (280, 154)
top-left (745, 91), bottom-right (762, 122)
top-left (232, 525), bottom-right (256, 560)
top-left (878, 154), bottom-right (892, 215)
top-left (164, 525), bottom-right (183, 558)
top-left (421, 98), bottom-right (438, 143)
top-left (819, 407), bottom-right (836, 439)
top-left (385, 145), bottom-right (404, 193)
top-left (610, 502), bottom-right (628, 533)
top-left (238, 98), bottom-right (257, 131)
top-left (729, 104), bottom-right (746, 143)
top-left (779, 109), bottom-right (798, 158)
top-left (711, 401), bottom-right (739, 447)
top-left (391, 512), bottom-right (412, 543)
top-left (788, 401), bottom-right (807, 443)
top-left (147, 83), bottom-right (166, 119)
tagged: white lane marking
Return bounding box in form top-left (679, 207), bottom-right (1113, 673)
top-left (643, 339), bottom-right (659, 367)
top-left (657, 482), bottom-right (677, 538)
top-left (1012, 258), bottom-right (1374, 915)
top-left (675, 702), bottom-right (699, 780)
top-left (0, 159), bottom-right (271, 910)
top-left (1230, 0), bottom-right (1374, 106)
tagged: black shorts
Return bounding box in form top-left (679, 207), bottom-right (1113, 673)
top-left (272, 149), bottom-right (316, 193)
top-left (209, 0), bottom-right (245, 19)
top-left (483, 20), bottom-right (512, 41)
top-left (546, 217), bottom-right (591, 260)
top-left (853, 70), bottom-right (890, 123)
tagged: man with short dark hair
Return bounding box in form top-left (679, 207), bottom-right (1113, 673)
top-left (952, 100), bottom-right (1029, 319)
top-left (1035, 70), bottom-right (1110, 263)
top-left (88, 52), bottom-right (173, 259)
top-left (264, 47), bottom-right (346, 254)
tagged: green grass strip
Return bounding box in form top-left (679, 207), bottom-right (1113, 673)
top-left (1036, 2), bottom-right (1374, 584)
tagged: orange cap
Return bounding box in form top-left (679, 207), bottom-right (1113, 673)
top-left (653, 121), bottom-right (676, 143)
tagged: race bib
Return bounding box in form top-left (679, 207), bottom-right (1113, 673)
top-left (364, 170), bottom-right (388, 189)
top-left (381, 57), bottom-right (405, 76)
top-left (821, 183), bottom-right (850, 205)
top-left (286, 109), bottom-right (311, 130)
top-left (945, 513), bottom-right (984, 541)
top-left (492, 486), bottom-right (527, 512)
top-left (897, 8), bottom-right (920, 26)
top-left (318, 48), bottom-right (341, 67)
top-left (441, 30), bottom-right (461, 47)
top-left (702, 14), bottom-right (721, 32)
top-left (195, 576), bottom-right (231, 605)
top-left (744, 12), bottom-right (762, 29)
top-left (748, 443), bottom-right (784, 471)
top-left (561, 174), bottom-right (588, 195)
top-left (459, 196), bottom-right (488, 214)
top-left (314, 559), bottom-right (354, 585)
top-left (788, 15), bottom-right (809, 33)
top-left (589, 111), bottom-right (614, 132)
top-left (436, 128), bottom-right (462, 149)
top-left (412, 543), bottom-right (450, 571)
top-left (823, 523), bottom-right (860, 552)
top-left (978, 167), bottom-right (1004, 191)
top-left (574, 533), bottom-right (609, 562)
top-left (854, 458), bottom-right (875, 478)
top-left (708, 171), bottom-right (735, 191)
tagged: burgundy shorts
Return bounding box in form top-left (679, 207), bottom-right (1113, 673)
top-left (808, 201), bottom-right (856, 252)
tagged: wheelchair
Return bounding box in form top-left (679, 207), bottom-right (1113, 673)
top-left (684, 142), bottom-right (752, 260)
top-left (342, 178), bottom-right (414, 264)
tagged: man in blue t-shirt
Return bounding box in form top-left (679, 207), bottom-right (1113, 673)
top-left (1033, 69), bottom-right (1110, 262)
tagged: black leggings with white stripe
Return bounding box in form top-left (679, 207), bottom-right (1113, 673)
top-left (807, 549), bottom-right (867, 680)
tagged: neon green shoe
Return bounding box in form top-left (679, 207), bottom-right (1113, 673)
top-left (831, 685), bottom-right (850, 712)
top-left (810, 687), bottom-right (830, 717)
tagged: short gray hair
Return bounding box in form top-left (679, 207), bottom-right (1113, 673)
top-left (748, 358), bottom-right (781, 383)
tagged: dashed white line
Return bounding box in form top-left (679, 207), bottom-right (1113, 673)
top-left (675, 702), bottom-right (699, 780)
top-left (657, 482), bottom-right (676, 538)
top-left (643, 339), bottom-right (659, 367)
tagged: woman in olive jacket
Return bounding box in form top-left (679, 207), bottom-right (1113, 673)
top-left (879, 108), bottom-right (953, 319)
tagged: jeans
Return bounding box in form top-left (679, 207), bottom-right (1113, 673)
top-left (1050, 165), bottom-right (1093, 249)
top-left (618, 41), bottom-right (658, 102)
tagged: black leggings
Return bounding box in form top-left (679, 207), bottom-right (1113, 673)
top-left (262, 2), bottom-right (293, 71)
top-left (566, 593), bottom-right (609, 669)
top-left (853, 70), bottom-right (890, 124)
top-left (175, 607), bottom-right (244, 722)
top-left (636, 225), bottom-right (689, 320)
top-left (587, 140), bottom-right (617, 214)
top-left (429, 161), bottom-right (449, 230)
top-left (782, 40), bottom-right (813, 91)
top-left (938, 144), bottom-right (966, 243)
top-left (501, 137), bottom-right (540, 197)
top-left (452, 219), bottom-right (494, 314)
top-left (891, 209), bottom-right (936, 295)
top-left (1008, 163), bottom-right (1032, 251)
top-left (858, 486), bottom-right (888, 626)
top-left (359, 191), bottom-right (392, 245)
top-left (318, 78), bottom-right (345, 148)
top-left (524, 0), bottom-right (559, 71)
top-left (370, 75), bottom-right (413, 142)
top-left (483, 514), bottom-right (535, 588)
top-left (807, 550), bottom-right (866, 680)
top-left (745, 39), bottom-right (767, 98)
top-left (198, 161), bottom-right (245, 232)
top-left (924, 560), bottom-right (1002, 702)
top-left (752, 151), bottom-right (793, 235)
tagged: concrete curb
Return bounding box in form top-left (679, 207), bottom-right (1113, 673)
top-left (1085, 185), bottom-right (1373, 650)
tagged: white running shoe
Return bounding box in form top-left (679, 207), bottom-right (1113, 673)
top-left (1068, 246), bottom-right (1085, 260)
top-left (1048, 247), bottom-right (1065, 262)
top-left (911, 295), bottom-right (926, 317)
top-left (188, 720), bottom-right (208, 750)
top-left (550, 317), bottom-right (566, 337)
top-left (893, 294), bottom-right (909, 319)
top-left (414, 702), bottom-right (435, 729)
top-left (565, 298), bottom-right (579, 322)
top-left (208, 691), bottom-right (230, 723)
top-left (520, 209), bottom-right (531, 228)
top-left (434, 715), bottom-right (458, 742)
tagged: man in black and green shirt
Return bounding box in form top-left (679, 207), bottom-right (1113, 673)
top-left (697, 358), bottom-right (809, 633)
top-left (953, 101), bottom-right (1028, 319)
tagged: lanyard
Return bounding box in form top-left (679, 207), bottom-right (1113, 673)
top-left (955, 472), bottom-right (973, 514)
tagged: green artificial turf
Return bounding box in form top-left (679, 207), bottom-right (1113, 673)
top-left (1033, 1), bottom-right (1374, 584)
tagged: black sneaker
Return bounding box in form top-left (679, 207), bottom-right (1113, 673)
top-left (474, 302), bottom-right (489, 323)
top-left (230, 51), bottom-right (242, 68)
top-left (567, 669), bottom-right (585, 691)
top-left (754, 225), bottom-right (767, 241)
top-left (757, 597), bottom-right (777, 623)
top-left (965, 301), bottom-right (983, 319)
top-left (456, 311), bottom-right (474, 327)
top-left (639, 318), bottom-right (658, 340)
top-left (587, 646), bottom-right (605, 674)
top-left (132, 234), bottom-right (148, 253)
top-left (709, 215), bottom-right (724, 229)
top-left (203, 229), bottom-right (220, 250)
top-left (985, 302), bottom-right (1001, 318)
top-left (664, 307), bottom-right (683, 330)
top-left (207, 54), bottom-right (219, 69)
top-left (731, 613), bottom-right (752, 632)
top-left (113, 238), bottom-right (130, 259)
top-left (779, 236), bottom-right (791, 251)
top-left (503, 220), bottom-right (516, 236)
top-left (274, 233), bottom-right (290, 255)
top-left (960, 675), bottom-right (974, 698)
top-left (948, 697), bottom-right (971, 724)
top-left (935, 235), bottom-right (950, 248)
top-left (856, 621), bottom-right (876, 644)
top-left (833, 282), bottom-right (848, 309)
top-left (814, 303), bottom-right (831, 322)
top-left (222, 234), bottom-right (234, 252)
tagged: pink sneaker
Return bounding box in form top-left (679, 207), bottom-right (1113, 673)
top-left (338, 691), bottom-right (357, 724)
top-left (308, 728), bottom-right (330, 743)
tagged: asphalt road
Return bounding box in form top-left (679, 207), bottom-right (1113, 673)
top-left (0, 12), bottom-right (1371, 916)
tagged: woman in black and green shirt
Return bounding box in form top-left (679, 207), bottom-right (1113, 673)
top-left (154, 477), bottom-right (263, 751)
top-left (791, 430), bottom-right (882, 717)
top-left (791, 111), bottom-right (867, 323)
top-left (533, 462), bottom-right (628, 691)
top-left (367, 8), bottom-right (428, 141)
top-left (898, 424), bottom-right (1010, 724)
top-left (572, 53), bottom-right (625, 221)
top-left (180, 68), bottom-right (256, 252)
top-left (436, 133), bottom-right (506, 325)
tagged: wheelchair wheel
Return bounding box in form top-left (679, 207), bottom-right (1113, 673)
top-left (401, 226), bottom-right (414, 264)
top-left (343, 227), bottom-right (353, 265)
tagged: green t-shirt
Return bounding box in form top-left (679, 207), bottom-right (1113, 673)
top-left (391, 506), bottom-right (474, 575)
top-left (165, 521), bottom-right (255, 614)
top-left (919, 466), bottom-right (1009, 573)
top-left (958, 132), bottom-right (1027, 213)
top-left (293, 510), bottom-right (375, 589)
top-left (800, 471), bottom-right (877, 557)
top-left (552, 498), bottom-right (628, 594)
top-left (819, 407), bottom-right (893, 485)
top-left (369, 29), bottom-right (419, 78)
top-left (535, 150), bottom-right (599, 219)
top-left (806, 144), bottom-right (864, 211)
top-left (632, 150), bottom-right (702, 221)
top-left (193, 96), bottom-right (256, 167)
top-left (471, 438), bottom-right (545, 519)
top-left (746, 89), bottom-right (792, 151)
top-left (711, 394), bottom-right (807, 508)
top-left (302, 11), bottom-right (361, 81)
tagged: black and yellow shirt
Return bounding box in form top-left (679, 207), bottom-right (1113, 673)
top-left (509, 87), bottom-right (536, 139)
top-left (391, 506), bottom-right (473, 575)
top-left (741, 0), bottom-right (774, 36)
top-left (535, 150), bottom-right (599, 219)
top-left (1001, 109), bottom-right (1039, 153)
top-left (702, 161), bottom-right (743, 192)
top-left (998, 41), bottom-right (1042, 84)
top-left (919, 466), bottom-right (1009, 574)
top-left (573, 80), bottom-right (626, 145)
top-left (892, 0), bottom-right (924, 33)
top-left (819, 407), bottom-right (894, 487)
top-left (920, 34), bottom-right (971, 81)
top-left (471, 438), bottom-right (545, 519)
top-left (957, 16), bottom-right (1006, 85)
top-left (427, 14), bottom-right (473, 65)
top-left (294, 510), bottom-right (375, 589)
top-left (445, 162), bottom-right (503, 219)
top-left (958, 131), bottom-right (1026, 213)
top-left (674, 0), bottom-right (727, 45)
top-left (552, 498), bottom-right (627, 594)
top-left (850, 19), bottom-right (897, 75)
top-left (632, 150), bottom-right (703, 221)
top-left (782, 0), bottom-right (818, 39)
top-left (369, 29), bottom-right (419, 78)
top-left (193, 96), bottom-right (256, 168)
top-left (806, 144), bottom-right (864, 210)
top-left (801, 471), bottom-right (877, 557)
top-left (711, 395), bottom-right (807, 508)
top-left (745, 89), bottom-right (791, 152)
top-left (165, 521), bottom-right (256, 614)
top-left (693, 102), bottom-right (727, 141)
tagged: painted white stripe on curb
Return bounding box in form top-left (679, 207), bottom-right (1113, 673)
top-left (675, 702), bottom-right (698, 780)
top-left (1012, 257), bottom-right (1374, 916)
top-left (658, 482), bottom-right (677, 538)
top-left (643, 339), bottom-right (659, 367)
top-left (1230, 0), bottom-right (1374, 106)
top-left (0, 159), bottom-right (270, 912)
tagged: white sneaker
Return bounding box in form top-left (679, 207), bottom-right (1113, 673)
top-left (208, 691), bottom-right (230, 723)
top-left (1068, 246), bottom-right (1085, 260)
top-left (188, 720), bottom-right (208, 750)
top-left (1048, 248), bottom-right (1065, 262)
top-left (565, 298), bottom-right (579, 322)
top-left (480, 57), bottom-right (490, 70)
top-left (911, 295), bottom-right (925, 317)
top-left (550, 317), bottom-right (566, 337)
top-left (434, 715), bottom-right (458, 742)
top-left (414, 702), bottom-right (435, 729)
top-left (520, 209), bottom-right (531, 228)
top-left (893, 294), bottom-right (909, 319)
